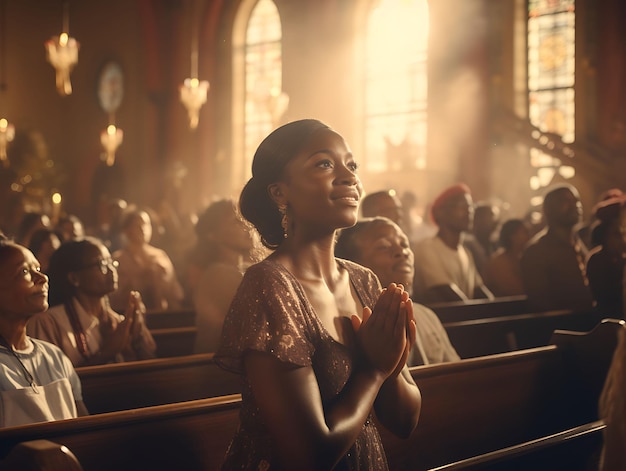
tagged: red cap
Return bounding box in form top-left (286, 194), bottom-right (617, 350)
top-left (430, 183), bottom-right (472, 224)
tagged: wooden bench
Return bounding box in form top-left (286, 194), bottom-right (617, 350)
top-left (0, 395), bottom-right (241, 471)
top-left (443, 308), bottom-right (603, 358)
top-left (380, 318), bottom-right (623, 470)
top-left (0, 319), bottom-right (621, 471)
top-left (145, 308), bottom-right (196, 329)
top-left (427, 295), bottom-right (531, 323)
top-left (77, 353), bottom-right (241, 414)
top-left (149, 326), bottom-right (197, 357)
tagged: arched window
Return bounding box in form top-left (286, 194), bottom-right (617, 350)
top-left (365, 0), bottom-right (429, 173)
top-left (232, 0), bottom-right (283, 188)
top-left (527, 0), bottom-right (575, 191)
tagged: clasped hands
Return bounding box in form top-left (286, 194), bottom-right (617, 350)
top-left (350, 283), bottom-right (416, 380)
top-left (101, 291), bottom-right (146, 357)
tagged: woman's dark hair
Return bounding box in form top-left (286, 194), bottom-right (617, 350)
top-left (195, 199), bottom-right (235, 239)
top-left (239, 119), bottom-right (331, 249)
top-left (28, 229), bottom-right (60, 256)
top-left (47, 236), bottom-right (103, 307)
top-left (498, 219), bottom-right (526, 251)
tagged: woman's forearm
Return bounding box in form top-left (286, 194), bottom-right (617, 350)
top-left (374, 367), bottom-right (421, 438)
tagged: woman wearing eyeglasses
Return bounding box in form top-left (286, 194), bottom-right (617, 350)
top-left (27, 237), bottom-right (156, 367)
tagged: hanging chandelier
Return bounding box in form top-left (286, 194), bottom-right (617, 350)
top-left (179, 0), bottom-right (209, 129)
top-left (180, 77), bottom-right (209, 129)
top-left (0, 118), bottom-right (14, 168)
top-left (45, 1), bottom-right (79, 96)
top-left (100, 124), bottom-right (123, 166)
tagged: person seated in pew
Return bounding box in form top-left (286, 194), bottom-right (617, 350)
top-left (215, 119), bottom-right (421, 470)
top-left (335, 217), bottom-right (461, 365)
top-left (482, 218), bottom-right (531, 297)
top-left (108, 207), bottom-right (185, 312)
top-left (190, 198), bottom-right (256, 354)
top-left (520, 184), bottom-right (595, 312)
top-left (412, 183), bottom-right (494, 304)
top-left (0, 236), bottom-right (88, 427)
top-left (27, 237), bottom-right (156, 367)
top-left (586, 195), bottom-right (626, 318)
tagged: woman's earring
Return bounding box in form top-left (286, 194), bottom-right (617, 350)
top-left (278, 204), bottom-right (288, 239)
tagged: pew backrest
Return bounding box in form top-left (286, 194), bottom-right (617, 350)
top-left (0, 395), bottom-right (242, 471)
top-left (150, 326), bottom-right (197, 357)
top-left (428, 295), bottom-right (530, 323)
top-left (145, 308), bottom-right (196, 329)
top-left (443, 309), bottom-right (603, 358)
top-left (77, 353), bottom-right (241, 414)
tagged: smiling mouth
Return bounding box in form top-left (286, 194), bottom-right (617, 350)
top-left (333, 196), bottom-right (360, 204)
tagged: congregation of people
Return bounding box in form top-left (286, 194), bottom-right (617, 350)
top-left (1, 120), bottom-right (626, 469)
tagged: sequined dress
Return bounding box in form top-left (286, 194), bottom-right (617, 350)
top-left (215, 258), bottom-right (389, 471)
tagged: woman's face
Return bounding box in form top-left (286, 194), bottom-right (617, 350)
top-left (276, 129), bottom-right (363, 234)
top-left (0, 245), bottom-right (49, 318)
top-left (71, 242), bottom-right (118, 297)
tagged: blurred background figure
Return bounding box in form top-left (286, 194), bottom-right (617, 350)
top-left (520, 184), bottom-right (594, 312)
top-left (190, 199), bottom-right (255, 353)
top-left (464, 201), bottom-right (501, 276)
top-left (109, 208), bottom-right (184, 312)
top-left (56, 214), bottom-right (85, 242)
top-left (482, 219), bottom-right (530, 297)
top-left (27, 228), bottom-right (62, 274)
top-left (93, 197), bottom-right (128, 252)
top-left (361, 189), bottom-right (404, 228)
top-left (15, 212), bottom-right (51, 248)
top-left (586, 195), bottom-right (626, 318)
top-left (401, 190), bottom-right (437, 244)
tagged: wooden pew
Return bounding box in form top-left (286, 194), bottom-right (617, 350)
top-left (380, 318), bottom-right (623, 470)
top-left (427, 295), bottom-right (531, 323)
top-left (0, 319), bottom-right (621, 471)
top-left (77, 353), bottom-right (241, 414)
top-left (443, 308), bottom-right (603, 358)
top-left (145, 308), bottom-right (196, 329)
top-left (149, 326), bottom-right (197, 357)
top-left (0, 395), bottom-right (241, 471)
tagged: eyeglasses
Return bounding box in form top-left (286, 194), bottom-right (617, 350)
top-left (80, 258), bottom-right (119, 274)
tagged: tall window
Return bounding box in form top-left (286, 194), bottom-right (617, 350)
top-left (527, 0), bottom-right (575, 190)
top-left (365, 0), bottom-right (429, 173)
top-left (243, 0), bottom-right (283, 178)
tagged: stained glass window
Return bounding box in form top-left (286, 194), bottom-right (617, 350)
top-left (365, 0), bottom-right (429, 173)
top-left (527, 0), bottom-right (575, 190)
top-left (244, 0), bottom-right (283, 177)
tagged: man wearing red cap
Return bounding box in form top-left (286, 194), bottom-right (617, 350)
top-left (412, 184), bottom-right (494, 303)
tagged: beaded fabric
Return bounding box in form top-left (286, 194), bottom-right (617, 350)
top-left (215, 258), bottom-right (389, 471)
